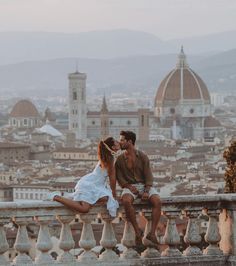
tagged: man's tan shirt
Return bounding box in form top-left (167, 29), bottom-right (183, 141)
top-left (115, 149), bottom-right (153, 188)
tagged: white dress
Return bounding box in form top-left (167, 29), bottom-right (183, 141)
top-left (72, 163), bottom-right (119, 217)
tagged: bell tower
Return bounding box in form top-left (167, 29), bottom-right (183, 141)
top-left (68, 70), bottom-right (87, 139)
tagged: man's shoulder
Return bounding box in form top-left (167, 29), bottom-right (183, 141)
top-left (136, 149), bottom-right (147, 157)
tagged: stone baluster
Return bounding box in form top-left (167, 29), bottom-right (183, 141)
top-left (78, 212), bottom-right (97, 263)
top-left (183, 209), bottom-right (202, 256)
top-left (0, 218), bottom-right (10, 266)
top-left (57, 215), bottom-right (76, 264)
top-left (13, 217), bottom-right (33, 265)
top-left (120, 212), bottom-right (139, 259)
top-left (99, 211), bottom-right (119, 261)
top-left (141, 211), bottom-right (160, 258)
top-left (203, 209), bottom-right (223, 255)
top-left (162, 210), bottom-right (182, 257)
top-left (34, 216), bottom-right (54, 264)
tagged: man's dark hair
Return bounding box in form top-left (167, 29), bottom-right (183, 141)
top-left (120, 130), bottom-right (136, 145)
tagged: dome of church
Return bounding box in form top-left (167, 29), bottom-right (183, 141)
top-left (155, 47), bottom-right (210, 106)
top-left (10, 99), bottom-right (40, 118)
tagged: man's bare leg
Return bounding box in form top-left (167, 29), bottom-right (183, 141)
top-left (53, 195), bottom-right (91, 213)
top-left (122, 194), bottom-right (142, 237)
top-left (146, 195), bottom-right (161, 244)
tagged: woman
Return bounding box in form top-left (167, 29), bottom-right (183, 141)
top-left (46, 137), bottom-right (120, 217)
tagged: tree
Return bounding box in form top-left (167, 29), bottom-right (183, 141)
top-left (223, 141), bottom-right (236, 193)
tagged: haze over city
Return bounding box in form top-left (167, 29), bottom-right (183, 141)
top-left (1, 2), bottom-right (236, 265)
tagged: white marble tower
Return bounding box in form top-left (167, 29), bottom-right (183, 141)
top-left (68, 70), bottom-right (87, 140)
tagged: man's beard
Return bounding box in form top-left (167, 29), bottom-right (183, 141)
top-left (120, 145), bottom-right (127, 150)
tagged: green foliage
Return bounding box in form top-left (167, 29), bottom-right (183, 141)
top-left (223, 141), bottom-right (236, 193)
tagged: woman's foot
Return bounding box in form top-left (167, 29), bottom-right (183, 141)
top-left (43, 191), bottom-right (61, 201)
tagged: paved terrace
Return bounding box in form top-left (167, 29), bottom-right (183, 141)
top-left (0, 194), bottom-right (236, 266)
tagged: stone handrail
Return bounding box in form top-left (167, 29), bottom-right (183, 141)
top-left (0, 194), bottom-right (236, 265)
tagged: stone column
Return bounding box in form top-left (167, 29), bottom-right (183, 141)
top-left (120, 212), bottom-right (139, 259)
top-left (141, 211), bottom-right (160, 258)
top-left (77, 212), bottom-right (97, 263)
top-left (57, 215), bottom-right (76, 264)
top-left (0, 218), bottom-right (10, 266)
top-left (183, 210), bottom-right (202, 256)
top-left (13, 217), bottom-right (33, 266)
top-left (34, 216), bottom-right (54, 264)
top-left (161, 210), bottom-right (182, 257)
top-left (99, 211), bottom-right (119, 261)
top-left (203, 209), bottom-right (223, 255)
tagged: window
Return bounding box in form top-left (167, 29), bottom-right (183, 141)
top-left (23, 119), bottom-right (27, 125)
top-left (141, 115), bottom-right (144, 127)
top-left (73, 91), bottom-right (77, 100)
top-left (190, 108), bottom-right (194, 114)
top-left (170, 108), bottom-right (175, 114)
top-left (81, 90), bottom-right (84, 100)
top-left (127, 120), bottom-right (131, 125)
top-left (110, 120), bottom-right (113, 125)
top-left (92, 121), bottom-right (95, 125)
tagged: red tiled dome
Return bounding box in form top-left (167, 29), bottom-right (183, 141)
top-left (10, 99), bottom-right (40, 118)
top-left (155, 48), bottom-right (210, 106)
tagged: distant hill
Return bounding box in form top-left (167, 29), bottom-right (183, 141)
top-left (0, 49), bottom-right (236, 97)
top-left (1, 29), bottom-right (236, 65)
top-left (0, 30), bottom-right (173, 65)
top-left (168, 30), bottom-right (236, 54)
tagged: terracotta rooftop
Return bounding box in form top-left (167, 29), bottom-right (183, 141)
top-left (0, 142), bottom-right (30, 149)
top-left (204, 116), bottom-right (221, 127)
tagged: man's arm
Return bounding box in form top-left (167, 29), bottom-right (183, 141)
top-left (143, 153), bottom-right (153, 188)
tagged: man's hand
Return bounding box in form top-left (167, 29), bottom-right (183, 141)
top-left (141, 192), bottom-right (149, 201)
top-left (126, 184), bottom-right (139, 195)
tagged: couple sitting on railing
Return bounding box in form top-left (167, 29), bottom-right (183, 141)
top-left (45, 130), bottom-right (162, 249)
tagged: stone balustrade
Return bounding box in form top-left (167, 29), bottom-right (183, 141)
top-left (1, 194), bottom-right (236, 265)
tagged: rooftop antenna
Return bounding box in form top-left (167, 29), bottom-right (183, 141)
top-left (75, 59), bottom-right (78, 73)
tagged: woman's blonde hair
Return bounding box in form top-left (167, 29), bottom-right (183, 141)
top-left (97, 137), bottom-right (115, 176)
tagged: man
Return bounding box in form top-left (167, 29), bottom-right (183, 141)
top-left (115, 130), bottom-right (161, 246)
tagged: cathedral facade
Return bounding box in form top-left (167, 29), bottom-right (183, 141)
top-left (68, 48), bottom-right (223, 141)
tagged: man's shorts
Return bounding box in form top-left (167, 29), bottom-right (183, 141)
top-left (121, 183), bottom-right (158, 200)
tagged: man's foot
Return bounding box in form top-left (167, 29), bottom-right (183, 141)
top-left (133, 243), bottom-right (146, 254)
top-left (43, 191), bottom-right (61, 201)
top-left (146, 232), bottom-right (158, 245)
top-left (135, 230), bottom-right (144, 246)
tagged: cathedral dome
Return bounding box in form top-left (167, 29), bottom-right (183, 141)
top-left (10, 99), bottom-right (40, 118)
top-left (155, 47), bottom-right (210, 106)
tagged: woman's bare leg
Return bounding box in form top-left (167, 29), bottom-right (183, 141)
top-left (53, 195), bottom-right (91, 213)
top-left (96, 196), bottom-right (108, 204)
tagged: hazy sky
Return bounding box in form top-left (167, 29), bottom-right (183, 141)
top-left (0, 0), bottom-right (236, 40)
